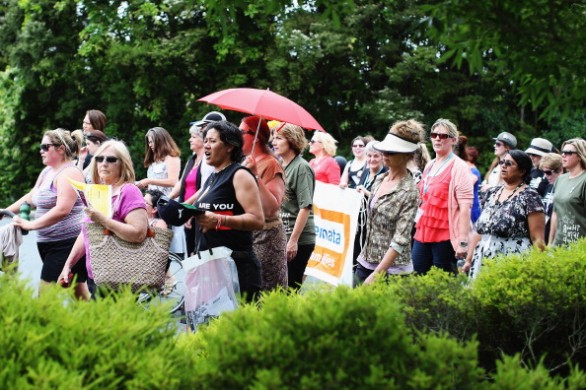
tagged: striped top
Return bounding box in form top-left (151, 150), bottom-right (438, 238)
top-left (32, 163), bottom-right (84, 242)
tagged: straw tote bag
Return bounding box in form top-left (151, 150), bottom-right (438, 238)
top-left (86, 222), bottom-right (173, 292)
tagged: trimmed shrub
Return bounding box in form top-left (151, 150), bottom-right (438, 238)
top-left (0, 274), bottom-right (197, 389)
top-left (178, 285), bottom-right (485, 389)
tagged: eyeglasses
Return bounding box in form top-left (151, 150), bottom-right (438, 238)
top-left (430, 132), bottom-right (452, 140)
top-left (40, 144), bottom-right (59, 151)
top-left (495, 141), bottom-right (504, 147)
top-left (352, 144), bottom-right (365, 148)
top-left (543, 169), bottom-right (560, 176)
top-left (498, 159), bottom-right (515, 167)
top-left (561, 150), bottom-right (577, 156)
top-left (94, 155), bottom-right (119, 164)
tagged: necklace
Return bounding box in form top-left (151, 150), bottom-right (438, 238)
top-left (423, 153), bottom-right (454, 194)
top-left (494, 183), bottom-right (523, 205)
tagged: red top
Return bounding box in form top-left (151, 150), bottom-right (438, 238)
top-left (309, 156), bottom-right (340, 185)
top-left (414, 162), bottom-right (453, 243)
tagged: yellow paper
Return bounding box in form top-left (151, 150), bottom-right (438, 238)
top-left (68, 178), bottom-right (112, 217)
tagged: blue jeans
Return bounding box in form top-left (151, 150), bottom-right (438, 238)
top-left (411, 239), bottom-right (457, 275)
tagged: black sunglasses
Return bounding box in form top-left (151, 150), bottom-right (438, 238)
top-left (430, 132), bottom-right (452, 140)
top-left (94, 155), bottom-right (119, 163)
top-left (543, 169), bottom-right (560, 176)
top-left (40, 143), bottom-right (59, 151)
top-left (561, 150), bottom-right (577, 156)
top-left (498, 159), bottom-right (515, 167)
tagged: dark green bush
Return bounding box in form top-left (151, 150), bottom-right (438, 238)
top-left (178, 285), bottom-right (484, 389)
top-left (0, 274), bottom-right (197, 389)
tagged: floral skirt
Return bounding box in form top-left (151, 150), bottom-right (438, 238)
top-left (253, 223), bottom-right (287, 291)
top-left (469, 234), bottom-right (531, 279)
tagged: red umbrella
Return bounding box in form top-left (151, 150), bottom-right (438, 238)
top-left (198, 88), bottom-right (324, 131)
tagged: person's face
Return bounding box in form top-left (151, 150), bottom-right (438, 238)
top-left (430, 125), bottom-right (456, 156)
top-left (86, 139), bottom-right (101, 155)
top-left (529, 153), bottom-right (542, 169)
top-left (271, 133), bottom-right (291, 157)
top-left (189, 133), bottom-right (203, 153)
top-left (499, 154), bottom-right (523, 183)
top-left (239, 122), bottom-right (256, 155)
top-left (561, 144), bottom-right (580, 170)
top-left (541, 165), bottom-right (561, 184)
top-left (381, 151), bottom-right (405, 169)
top-left (82, 114), bottom-right (94, 133)
top-left (204, 129), bottom-right (233, 167)
top-left (147, 136), bottom-right (155, 152)
top-left (309, 137), bottom-right (323, 155)
top-left (352, 140), bottom-right (365, 158)
top-left (494, 141), bottom-right (508, 157)
top-left (144, 194), bottom-right (156, 218)
top-left (366, 151), bottom-right (382, 171)
top-left (40, 135), bottom-right (63, 166)
top-left (95, 146), bottom-right (121, 184)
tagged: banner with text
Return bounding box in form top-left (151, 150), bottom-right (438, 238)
top-left (305, 182), bottom-right (362, 286)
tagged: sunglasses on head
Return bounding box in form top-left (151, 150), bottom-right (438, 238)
top-left (498, 159), bottom-right (515, 167)
top-left (40, 143), bottom-right (59, 151)
top-left (543, 169), bottom-right (560, 176)
top-left (94, 155), bottom-right (119, 164)
top-left (561, 150), bottom-right (577, 156)
top-left (430, 132), bottom-right (452, 140)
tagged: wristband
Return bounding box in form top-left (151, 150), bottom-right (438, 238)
top-left (459, 241), bottom-right (469, 247)
top-left (215, 214), bottom-right (222, 231)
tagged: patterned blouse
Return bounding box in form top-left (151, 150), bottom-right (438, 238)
top-left (475, 185), bottom-right (544, 238)
top-left (359, 171), bottom-right (419, 267)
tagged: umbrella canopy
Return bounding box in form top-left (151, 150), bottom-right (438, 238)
top-left (198, 88), bottom-right (324, 131)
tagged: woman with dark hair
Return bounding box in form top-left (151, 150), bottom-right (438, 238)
top-left (481, 131), bottom-right (517, 192)
top-left (79, 129), bottom-right (107, 182)
top-left (340, 136), bottom-right (368, 189)
top-left (456, 136), bottom-right (482, 223)
top-left (463, 150), bottom-right (545, 278)
top-left (193, 120), bottom-right (264, 301)
top-left (80, 109), bottom-right (107, 169)
top-left (240, 116), bottom-right (287, 291)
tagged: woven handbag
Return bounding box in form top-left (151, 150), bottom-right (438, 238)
top-left (86, 222), bottom-right (173, 292)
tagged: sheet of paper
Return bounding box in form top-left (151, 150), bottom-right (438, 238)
top-left (68, 178), bottom-right (112, 217)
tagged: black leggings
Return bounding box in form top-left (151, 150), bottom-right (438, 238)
top-left (287, 243), bottom-right (315, 290)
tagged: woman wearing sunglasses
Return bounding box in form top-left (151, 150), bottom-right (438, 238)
top-left (411, 119), bottom-right (474, 275)
top-left (3, 129), bottom-right (89, 298)
top-left (58, 140), bottom-right (148, 297)
top-left (549, 138), bottom-right (586, 247)
top-left (481, 131), bottom-right (517, 193)
top-left (539, 153), bottom-right (563, 244)
top-left (462, 150), bottom-right (545, 278)
top-left (340, 136), bottom-right (369, 189)
top-left (354, 120), bottom-right (423, 284)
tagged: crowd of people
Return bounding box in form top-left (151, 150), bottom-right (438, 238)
top-left (1, 108), bottom-right (585, 300)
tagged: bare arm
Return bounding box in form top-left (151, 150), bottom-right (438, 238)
top-left (548, 211), bottom-right (557, 245)
top-left (286, 207), bottom-right (310, 261)
top-left (462, 232), bottom-right (482, 273)
top-left (528, 211), bottom-right (546, 251)
top-left (58, 232), bottom-right (86, 284)
top-left (339, 163), bottom-right (350, 187)
top-left (137, 156), bottom-right (181, 189)
top-left (456, 203), bottom-right (472, 258)
top-left (364, 247), bottom-right (399, 285)
top-left (85, 207), bottom-right (148, 243)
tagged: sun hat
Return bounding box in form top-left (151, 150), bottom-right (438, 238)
top-left (493, 132), bottom-right (517, 148)
top-left (525, 138), bottom-right (553, 157)
top-left (189, 111), bottom-right (227, 127)
top-left (374, 133), bottom-right (418, 154)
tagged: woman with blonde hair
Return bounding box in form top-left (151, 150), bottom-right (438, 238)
top-left (309, 131), bottom-right (341, 185)
top-left (411, 119), bottom-right (474, 275)
top-left (6, 129), bottom-right (88, 297)
top-left (59, 140), bottom-right (148, 297)
top-left (550, 138), bottom-right (586, 246)
top-left (272, 123), bottom-right (316, 290)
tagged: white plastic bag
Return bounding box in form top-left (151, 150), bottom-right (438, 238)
top-left (182, 246), bottom-right (240, 332)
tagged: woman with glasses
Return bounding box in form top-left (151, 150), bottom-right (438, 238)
top-left (58, 140), bottom-right (148, 297)
top-left (481, 132), bottom-right (517, 192)
top-left (462, 150), bottom-right (545, 278)
top-left (354, 121), bottom-right (423, 284)
top-left (411, 119), bottom-right (474, 275)
top-left (4, 129), bottom-right (89, 297)
top-left (549, 138), bottom-right (586, 247)
top-left (539, 153), bottom-right (563, 244)
top-left (309, 132), bottom-right (341, 185)
top-left (240, 116), bottom-right (287, 291)
top-left (340, 136), bottom-right (368, 189)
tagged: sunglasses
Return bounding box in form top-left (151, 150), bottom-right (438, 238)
top-left (430, 132), bottom-right (452, 140)
top-left (561, 150), bottom-right (577, 156)
top-left (40, 143), bottom-right (59, 151)
top-left (543, 169), bottom-right (560, 176)
top-left (352, 144), bottom-right (365, 148)
top-left (94, 155), bottom-right (119, 164)
top-left (495, 141), bottom-right (504, 147)
top-left (498, 159), bottom-right (515, 167)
